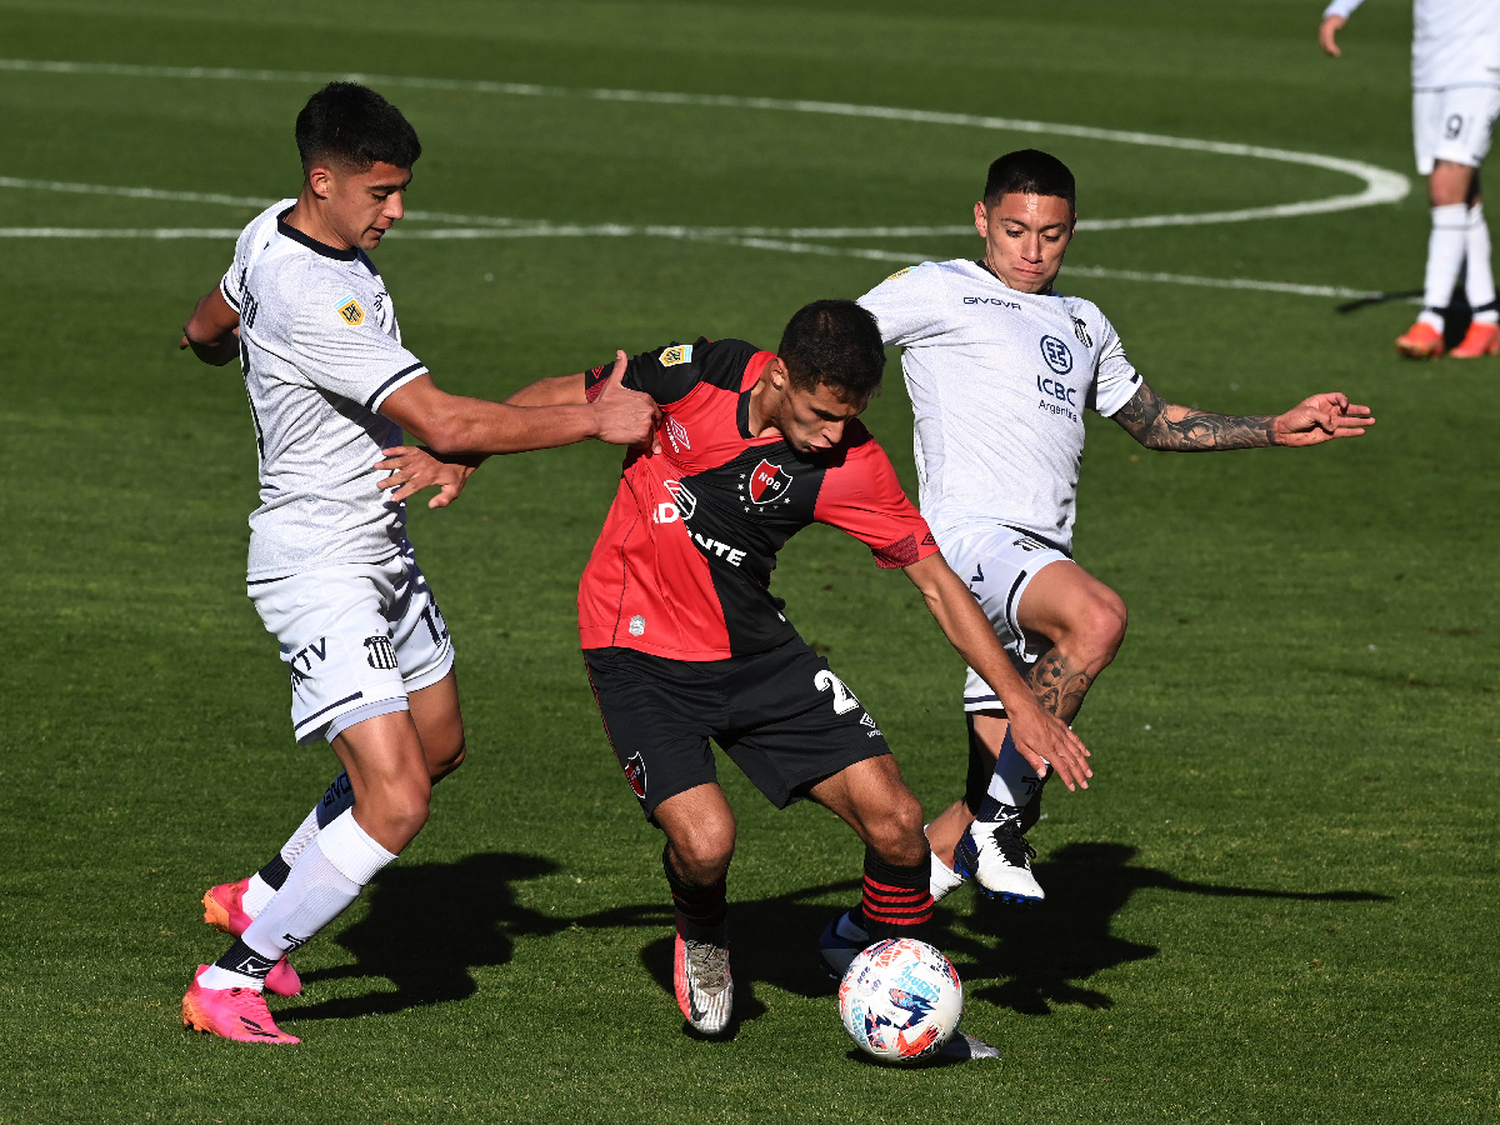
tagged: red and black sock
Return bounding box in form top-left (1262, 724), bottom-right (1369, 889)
top-left (859, 847), bottom-right (935, 944)
top-left (663, 843), bottom-right (727, 938)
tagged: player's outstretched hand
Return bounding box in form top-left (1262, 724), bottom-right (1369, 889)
top-left (1274, 392), bottom-right (1375, 446)
top-left (1318, 15), bottom-right (1345, 57)
top-left (592, 350), bottom-right (661, 447)
top-left (375, 445), bottom-right (479, 509)
top-left (1006, 700), bottom-right (1092, 792)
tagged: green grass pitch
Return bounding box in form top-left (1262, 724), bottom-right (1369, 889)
top-left (2, 0), bottom-right (1497, 1121)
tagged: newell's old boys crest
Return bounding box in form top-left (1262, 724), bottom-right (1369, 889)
top-left (336, 294), bottom-right (365, 326)
top-left (623, 752), bottom-right (648, 800)
top-left (748, 459), bottom-right (793, 505)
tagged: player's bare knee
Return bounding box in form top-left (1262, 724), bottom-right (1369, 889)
top-left (863, 792), bottom-right (926, 866)
top-left (1066, 588), bottom-right (1127, 666)
top-left (668, 832), bottom-right (734, 885)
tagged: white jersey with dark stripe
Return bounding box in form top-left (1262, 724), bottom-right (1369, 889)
top-left (220, 201), bottom-right (429, 581)
top-left (859, 258), bottom-right (1141, 555)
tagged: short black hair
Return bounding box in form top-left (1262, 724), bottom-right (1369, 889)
top-left (982, 149), bottom-right (1075, 211)
top-left (777, 299), bottom-right (886, 403)
top-left (295, 82), bottom-right (421, 173)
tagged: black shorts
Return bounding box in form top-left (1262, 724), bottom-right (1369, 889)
top-left (583, 639), bottom-right (892, 817)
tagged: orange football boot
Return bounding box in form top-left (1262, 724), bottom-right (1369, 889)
top-left (1449, 320), bottom-right (1500, 358)
top-left (1395, 320), bottom-right (1445, 358)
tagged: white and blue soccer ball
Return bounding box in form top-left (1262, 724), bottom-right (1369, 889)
top-left (838, 938), bottom-right (963, 1064)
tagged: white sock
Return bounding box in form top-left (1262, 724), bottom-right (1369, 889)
top-left (1467, 203), bottom-right (1497, 322)
top-left (238, 810), bottom-right (396, 961)
top-left (981, 738), bottom-right (1044, 814)
top-left (1422, 203), bottom-right (1470, 324)
top-left (930, 851), bottom-right (966, 902)
top-left (242, 872), bottom-right (278, 917)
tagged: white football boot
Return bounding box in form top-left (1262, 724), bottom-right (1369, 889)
top-left (953, 817), bottom-right (1044, 904)
top-left (674, 918), bottom-right (733, 1034)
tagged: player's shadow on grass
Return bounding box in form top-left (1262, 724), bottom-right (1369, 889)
top-left (950, 842), bottom-right (1391, 1017)
top-left (277, 851), bottom-right (565, 1024)
top-left (575, 878), bottom-right (866, 1036)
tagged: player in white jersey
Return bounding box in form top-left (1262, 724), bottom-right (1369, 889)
top-left (1321, 0), bottom-right (1500, 357)
top-left (176, 83), bottom-right (656, 1044)
top-left (850, 150), bottom-right (1374, 912)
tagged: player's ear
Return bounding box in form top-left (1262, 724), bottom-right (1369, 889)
top-left (306, 166), bottom-right (335, 201)
top-left (973, 200), bottom-right (988, 237)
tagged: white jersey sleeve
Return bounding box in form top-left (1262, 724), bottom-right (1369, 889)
top-left (1088, 311), bottom-right (1141, 418)
top-left (290, 277), bottom-right (428, 413)
top-left (858, 262), bottom-right (947, 347)
top-left (1322, 0), bottom-right (1364, 20)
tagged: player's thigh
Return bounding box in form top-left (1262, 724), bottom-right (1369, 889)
top-left (940, 526), bottom-right (1071, 710)
top-left (407, 670), bottom-right (465, 779)
top-left (249, 564), bottom-right (414, 747)
top-left (1014, 559), bottom-right (1127, 652)
top-left (719, 642), bottom-right (892, 810)
top-left (583, 647), bottom-right (721, 820)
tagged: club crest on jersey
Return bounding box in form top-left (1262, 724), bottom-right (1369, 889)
top-left (1040, 335), bottom-right (1073, 375)
top-left (747, 459), bottom-right (793, 505)
top-left (335, 294), bottom-right (365, 327)
top-left (623, 752), bottom-right (648, 800)
top-left (659, 344), bottom-right (693, 367)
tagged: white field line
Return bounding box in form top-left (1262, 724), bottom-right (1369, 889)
top-left (0, 222), bottom-right (1385, 300)
top-left (0, 58), bottom-right (1410, 232)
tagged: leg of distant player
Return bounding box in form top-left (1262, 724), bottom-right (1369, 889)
top-left (927, 562), bottom-right (1126, 901)
top-left (653, 783), bottom-right (737, 1035)
top-left (1401, 161), bottom-right (1499, 357)
top-left (204, 673), bottom-right (465, 940)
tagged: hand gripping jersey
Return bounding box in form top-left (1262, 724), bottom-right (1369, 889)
top-left (858, 259), bottom-right (1142, 554)
top-left (220, 202), bottom-right (430, 582)
top-left (1323, 0), bottom-right (1500, 90)
top-left (577, 339), bottom-right (940, 660)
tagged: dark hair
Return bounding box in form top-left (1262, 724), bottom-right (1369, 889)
top-left (982, 149), bottom-right (1075, 211)
top-left (295, 82), bottom-right (422, 173)
top-left (777, 299), bottom-right (886, 403)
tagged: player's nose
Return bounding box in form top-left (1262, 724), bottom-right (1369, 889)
top-left (386, 192), bottom-right (405, 221)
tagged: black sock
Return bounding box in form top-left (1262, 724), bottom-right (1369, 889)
top-left (859, 847), bottom-right (934, 944)
top-left (663, 843), bottom-right (727, 936)
top-left (213, 939), bottom-right (277, 985)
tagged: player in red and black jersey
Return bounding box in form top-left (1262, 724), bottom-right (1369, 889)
top-left (380, 300), bottom-right (1091, 1037)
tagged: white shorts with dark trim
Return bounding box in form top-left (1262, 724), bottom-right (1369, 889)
top-left (938, 524), bottom-right (1070, 713)
top-left (248, 541), bottom-right (455, 745)
top-left (1413, 85), bottom-right (1500, 175)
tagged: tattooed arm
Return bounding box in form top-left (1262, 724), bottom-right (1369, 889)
top-left (1112, 381), bottom-right (1375, 450)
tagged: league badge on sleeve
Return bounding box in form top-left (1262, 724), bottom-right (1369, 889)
top-left (335, 295), bottom-right (365, 326)
top-left (659, 344), bottom-right (694, 367)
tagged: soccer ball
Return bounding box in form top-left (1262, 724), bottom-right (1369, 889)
top-left (838, 938), bottom-right (963, 1064)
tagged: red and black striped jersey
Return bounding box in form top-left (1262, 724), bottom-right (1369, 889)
top-left (578, 337), bottom-right (940, 660)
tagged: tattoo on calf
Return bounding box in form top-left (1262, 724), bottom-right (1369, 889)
top-left (1027, 651), bottom-right (1094, 724)
top-left (1114, 383), bottom-right (1276, 451)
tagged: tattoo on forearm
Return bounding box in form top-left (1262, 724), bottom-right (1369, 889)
top-left (1027, 650), bottom-right (1094, 724)
top-left (1113, 383), bottom-right (1277, 451)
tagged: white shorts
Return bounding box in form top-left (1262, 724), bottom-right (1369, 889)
top-left (1413, 86), bottom-right (1500, 175)
top-left (937, 525), bottom-right (1070, 713)
top-left (249, 543), bottom-right (455, 745)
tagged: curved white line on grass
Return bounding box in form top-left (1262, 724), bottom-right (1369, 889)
top-left (0, 223), bottom-right (1385, 300)
top-left (0, 58), bottom-right (1410, 232)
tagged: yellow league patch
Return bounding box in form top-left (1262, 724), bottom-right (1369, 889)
top-left (336, 295), bottom-right (365, 326)
top-left (659, 344), bottom-right (693, 367)
top-left (885, 267), bottom-right (914, 281)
